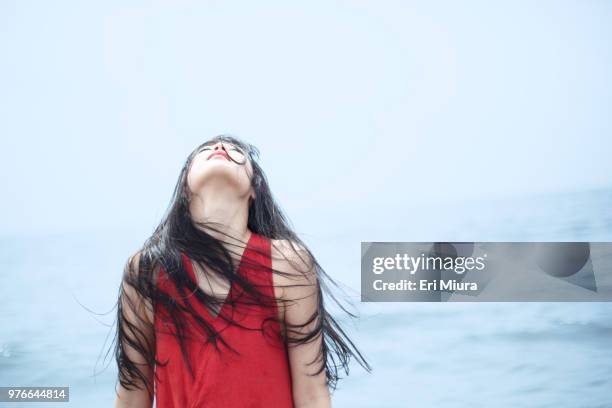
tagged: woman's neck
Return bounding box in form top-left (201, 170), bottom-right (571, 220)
top-left (189, 184), bottom-right (251, 245)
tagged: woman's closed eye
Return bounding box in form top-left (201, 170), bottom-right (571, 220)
top-left (199, 145), bottom-right (242, 154)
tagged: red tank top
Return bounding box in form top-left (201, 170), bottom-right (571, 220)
top-left (153, 232), bottom-right (294, 407)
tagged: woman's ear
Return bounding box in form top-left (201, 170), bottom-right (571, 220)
top-left (182, 185), bottom-right (192, 202)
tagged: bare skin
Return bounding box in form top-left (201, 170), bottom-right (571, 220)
top-left (271, 239), bottom-right (332, 408)
top-left (115, 141), bottom-right (331, 407)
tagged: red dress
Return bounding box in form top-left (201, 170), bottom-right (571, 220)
top-left (154, 232), bottom-right (294, 407)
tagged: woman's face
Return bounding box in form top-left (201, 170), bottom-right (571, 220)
top-left (186, 141), bottom-right (255, 200)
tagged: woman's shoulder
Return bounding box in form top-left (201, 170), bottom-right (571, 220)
top-left (269, 239), bottom-right (317, 299)
top-left (121, 249), bottom-right (157, 326)
top-left (269, 239), bottom-right (313, 269)
top-left (124, 249), bottom-right (164, 285)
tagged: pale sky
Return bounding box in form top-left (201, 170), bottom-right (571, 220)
top-left (1, 0), bottom-right (611, 236)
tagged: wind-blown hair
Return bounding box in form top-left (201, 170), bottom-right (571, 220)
top-left (112, 134), bottom-right (371, 399)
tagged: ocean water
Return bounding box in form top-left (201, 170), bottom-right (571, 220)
top-left (1, 188), bottom-right (611, 407)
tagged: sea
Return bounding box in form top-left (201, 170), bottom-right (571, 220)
top-left (1, 187), bottom-right (611, 407)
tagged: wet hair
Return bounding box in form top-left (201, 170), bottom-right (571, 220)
top-left (111, 134), bottom-right (371, 398)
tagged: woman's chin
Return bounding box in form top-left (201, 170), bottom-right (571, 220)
top-left (195, 168), bottom-right (250, 191)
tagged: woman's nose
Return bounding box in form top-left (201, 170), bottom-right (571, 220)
top-left (213, 142), bottom-right (224, 151)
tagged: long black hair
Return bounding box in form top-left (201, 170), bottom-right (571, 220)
top-left (112, 134), bottom-right (371, 398)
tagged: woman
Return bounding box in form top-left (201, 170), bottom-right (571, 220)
top-left (113, 135), bottom-right (370, 407)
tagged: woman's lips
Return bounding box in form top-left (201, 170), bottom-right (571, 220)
top-left (208, 151), bottom-right (230, 161)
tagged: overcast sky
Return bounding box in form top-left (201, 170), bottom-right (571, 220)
top-left (1, 0), bottom-right (611, 236)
